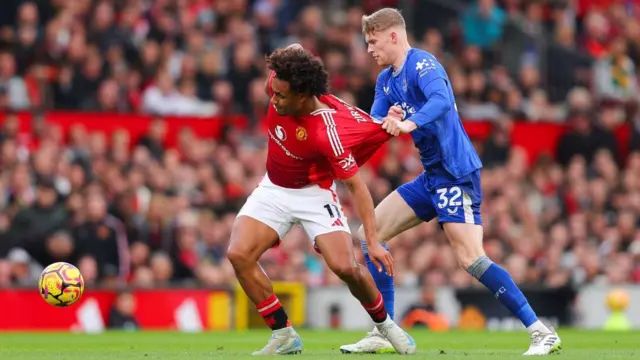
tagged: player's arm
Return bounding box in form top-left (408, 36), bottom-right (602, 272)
top-left (342, 171), bottom-right (394, 275)
top-left (370, 72), bottom-right (393, 121)
top-left (406, 61), bottom-right (452, 128)
top-left (342, 172), bottom-right (376, 246)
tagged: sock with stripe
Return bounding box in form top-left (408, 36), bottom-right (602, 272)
top-left (467, 256), bottom-right (541, 329)
top-left (361, 292), bottom-right (389, 324)
top-left (256, 294), bottom-right (291, 330)
top-left (361, 240), bottom-right (395, 320)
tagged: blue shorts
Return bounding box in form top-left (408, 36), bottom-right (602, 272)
top-left (397, 169), bottom-right (482, 225)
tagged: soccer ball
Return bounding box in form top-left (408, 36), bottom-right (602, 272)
top-left (39, 262), bottom-right (84, 307)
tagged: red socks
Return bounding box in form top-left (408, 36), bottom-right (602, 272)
top-left (256, 294), bottom-right (291, 330)
top-left (362, 292), bottom-right (388, 323)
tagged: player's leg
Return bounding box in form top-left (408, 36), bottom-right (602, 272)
top-left (313, 230), bottom-right (415, 355)
top-left (296, 183), bottom-right (417, 355)
top-left (227, 183), bottom-right (302, 355)
top-left (437, 171), bottom-right (561, 356)
top-left (342, 174), bottom-right (433, 354)
top-left (358, 189), bottom-right (424, 319)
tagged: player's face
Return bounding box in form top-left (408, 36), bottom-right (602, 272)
top-left (270, 77), bottom-right (305, 116)
top-left (365, 30), bottom-right (394, 67)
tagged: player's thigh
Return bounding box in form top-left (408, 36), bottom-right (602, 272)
top-left (433, 170), bottom-right (484, 268)
top-left (314, 230), bottom-right (358, 277)
top-left (365, 173), bottom-right (437, 243)
top-left (228, 216), bottom-right (281, 264)
top-left (365, 189), bottom-right (425, 243)
top-left (229, 186), bottom-right (294, 263)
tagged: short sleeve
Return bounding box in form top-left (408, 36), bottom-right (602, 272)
top-left (317, 122), bottom-right (359, 180)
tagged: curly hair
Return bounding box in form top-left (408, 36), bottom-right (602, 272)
top-left (266, 47), bottom-right (328, 97)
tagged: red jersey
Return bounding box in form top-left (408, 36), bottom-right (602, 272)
top-left (265, 72), bottom-right (392, 189)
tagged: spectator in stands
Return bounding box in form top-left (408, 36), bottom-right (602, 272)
top-left (593, 36), bottom-right (637, 102)
top-left (556, 110), bottom-right (618, 167)
top-left (74, 192), bottom-right (129, 286)
top-left (7, 176), bottom-right (67, 266)
top-left (6, 247), bottom-right (41, 286)
top-left (462, 0), bottom-right (506, 50)
top-left (0, 52), bottom-right (29, 109)
top-left (108, 291), bottom-right (139, 331)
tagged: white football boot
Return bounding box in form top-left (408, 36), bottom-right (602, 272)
top-left (374, 315), bottom-right (416, 355)
top-left (251, 327), bottom-right (303, 355)
top-left (340, 327), bottom-right (396, 354)
top-left (523, 329), bottom-right (562, 356)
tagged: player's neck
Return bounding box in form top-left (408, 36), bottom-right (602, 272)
top-left (301, 96), bottom-right (328, 116)
top-left (392, 43), bottom-right (412, 71)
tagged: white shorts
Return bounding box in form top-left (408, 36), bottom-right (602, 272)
top-left (237, 174), bottom-right (351, 242)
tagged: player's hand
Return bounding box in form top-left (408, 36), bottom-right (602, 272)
top-left (387, 105), bottom-right (403, 119)
top-left (397, 120), bottom-right (417, 133)
top-left (383, 117), bottom-right (417, 136)
top-left (367, 242), bottom-right (395, 276)
top-left (381, 116), bottom-right (401, 136)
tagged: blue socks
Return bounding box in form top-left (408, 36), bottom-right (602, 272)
top-left (467, 256), bottom-right (538, 327)
top-left (361, 240), bottom-right (395, 320)
top-left (360, 244), bottom-right (537, 329)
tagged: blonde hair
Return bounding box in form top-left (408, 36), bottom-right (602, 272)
top-left (362, 8), bottom-right (406, 34)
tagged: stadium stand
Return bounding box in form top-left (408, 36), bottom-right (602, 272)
top-left (0, 0), bottom-right (639, 295)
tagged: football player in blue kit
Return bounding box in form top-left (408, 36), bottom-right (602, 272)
top-left (340, 8), bottom-right (561, 356)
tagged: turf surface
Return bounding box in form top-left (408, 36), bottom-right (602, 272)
top-left (0, 329), bottom-right (637, 359)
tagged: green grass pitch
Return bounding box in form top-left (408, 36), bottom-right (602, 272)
top-left (0, 329), bottom-right (638, 359)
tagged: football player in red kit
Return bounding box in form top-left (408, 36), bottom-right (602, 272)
top-left (226, 45), bottom-right (416, 355)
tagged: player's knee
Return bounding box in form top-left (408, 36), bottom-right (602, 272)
top-left (329, 262), bottom-right (359, 282)
top-left (457, 254), bottom-right (481, 270)
top-left (227, 245), bottom-right (252, 269)
top-left (451, 240), bottom-right (485, 269)
top-left (444, 223), bottom-right (485, 269)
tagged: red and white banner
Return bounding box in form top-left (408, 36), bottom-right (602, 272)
top-left (0, 111), bottom-right (633, 167)
top-left (1, 288), bottom-right (230, 331)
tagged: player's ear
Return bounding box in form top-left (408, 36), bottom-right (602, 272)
top-left (390, 31), bottom-right (397, 44)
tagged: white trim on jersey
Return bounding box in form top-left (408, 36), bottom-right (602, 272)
top-left (311, 108), bottom-right (337, 115)
top-left (321, 111), bottom-right (344, 156)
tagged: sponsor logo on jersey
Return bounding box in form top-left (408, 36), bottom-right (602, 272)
top-left (338, 154), bottom-right (356, 171)
top-left (275, 125), bottom-right (287, 141)
top-left (268, 130), bottom-right (303, 160)
top-left (393, 102), bottom-right (416, 120)
top-left (296, 126), bottom-right (307, 141)
top-left (416, 58), bottom-right (437, 77)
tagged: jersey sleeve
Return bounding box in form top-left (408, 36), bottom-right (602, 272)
top-left (407, 55), bottom-right (452, 127)
top-left (370, 71), bottom-right (391, 121)
top-left (317, 121), bottom-right (359, 180)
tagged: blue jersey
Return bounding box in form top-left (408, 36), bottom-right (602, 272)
top-left (371, 48), bottom-right (482, 181)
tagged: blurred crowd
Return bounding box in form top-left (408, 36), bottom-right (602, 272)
top-left (1, 0), bottom-right (640, 289)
